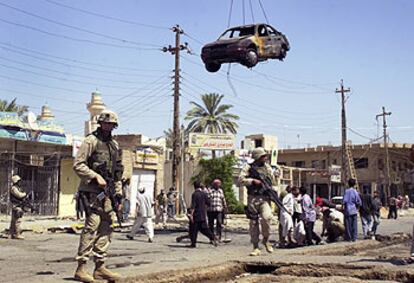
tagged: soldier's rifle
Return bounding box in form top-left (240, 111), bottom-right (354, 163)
top-left (249, 165), bottom-right (288, 213)
top-left (94, 162), bottom-right (123, 227)
top-left (11, 191), bottom-right (37, 213)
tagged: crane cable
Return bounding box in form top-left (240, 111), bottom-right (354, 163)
top-left (227, 0), bottom-right (234, 28)
top-left (249, 0), bottom-right (255, 22)
top-left (258, 0), bottom-right (270, 24)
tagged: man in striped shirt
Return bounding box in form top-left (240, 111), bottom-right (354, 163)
top-left (207, 179), bottom-right (227, 241)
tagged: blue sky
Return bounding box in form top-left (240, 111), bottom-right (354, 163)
top-left (0, 0), bottom-right (412, 148)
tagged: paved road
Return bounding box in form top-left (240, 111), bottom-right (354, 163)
top-left (0, 216), bottom-right (412, 283)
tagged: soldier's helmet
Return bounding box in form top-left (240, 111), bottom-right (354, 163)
top-left (251, 147), bottom-right (267, 161)
top-left (97, 109), bottom-right (119, 126)
top-left (11, 175), bottom-right (21, 184)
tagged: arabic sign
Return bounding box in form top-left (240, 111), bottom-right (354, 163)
top-left (329, 165), bottom-right (341, 183)
top-left (135, 147), bottom-right (159, 164)
top-left (189, 133), bottom-right (235, 150)
top-left (0, 112), bottom-right (66, 144)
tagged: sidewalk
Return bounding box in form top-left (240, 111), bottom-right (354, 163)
top-left (0, 214), bottom-right (190, 235)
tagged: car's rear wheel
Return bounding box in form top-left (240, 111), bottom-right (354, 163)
top-left (205, 62), bottom-right (221, 73)
top-left (245, 48), bottom-right (258, 67)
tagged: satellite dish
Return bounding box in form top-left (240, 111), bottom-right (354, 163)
top-left (27, 112), bottom-right (39, 130)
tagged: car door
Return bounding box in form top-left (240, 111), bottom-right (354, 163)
top-left (266, 25), bottom-right (283, 58)
top-left (257, 24), bottom-right (272, 58)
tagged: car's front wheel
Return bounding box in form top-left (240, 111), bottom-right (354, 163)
top-left (245, 49), bottom-right (258, 67)
top-left (205, 62), bottom-right (221, 73)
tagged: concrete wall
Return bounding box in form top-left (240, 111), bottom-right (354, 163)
top-left (58, 158), bottom-right (80, 217)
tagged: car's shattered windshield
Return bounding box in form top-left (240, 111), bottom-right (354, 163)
top-left (219, 26), bottom-right (255, 40)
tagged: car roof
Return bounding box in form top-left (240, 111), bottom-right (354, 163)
top-left (226, 23), bottom-right (267, 30)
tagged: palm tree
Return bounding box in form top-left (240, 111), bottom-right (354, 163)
top-left (0, 98), bottom-right (29, 116)
top-left (185, 93), bottom-right (239, 134)
top-left (163, 128), bottom-right (174, 149)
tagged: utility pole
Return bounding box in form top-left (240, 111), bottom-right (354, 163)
top-left (335, 79), bottom-right (350, 193)
top-left (376, 106), bottom-right (392, 200)
top-left (163, 25), bottom-right (190, 207)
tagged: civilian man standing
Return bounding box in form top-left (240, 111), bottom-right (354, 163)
top-left (301, 186), bottom-right (321, 245)
top-left (343, 178), bottom-right (362, 242)
top-left (207, 179), bottom-right (227, 241)
top-left (190, 181), bottom-right (217, 248)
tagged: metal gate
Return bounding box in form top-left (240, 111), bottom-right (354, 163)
top-left (0, 153), bottom-right (60, 216)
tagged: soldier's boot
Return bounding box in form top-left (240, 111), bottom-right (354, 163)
top-left (74, 261), bottom-right (94, 283)
top-left (94, 262), bottom-right (121, 281)
top-left (11, 234), bottom-right (24, 240)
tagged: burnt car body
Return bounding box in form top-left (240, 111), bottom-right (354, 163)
top-left (201, 23), bottom-right (290, 72)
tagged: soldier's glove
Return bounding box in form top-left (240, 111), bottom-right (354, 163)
top-left (95, 174), bottom-right (107, 189)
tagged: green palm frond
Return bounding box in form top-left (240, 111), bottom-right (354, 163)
top-left (184, 93), bottom-right (239, 134)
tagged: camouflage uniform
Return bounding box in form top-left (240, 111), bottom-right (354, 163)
top-left (239, 148), bottom-right (276, 255)
top-left (74, 129), bottom-right (122, 263)
top-left (73, 110), bottom-right (123, 282)
top-left (155, 191), bottom-right (168, 227)
top-left (9, 176), bottom-right (26, 239)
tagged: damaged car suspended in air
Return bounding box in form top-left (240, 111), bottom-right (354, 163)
top-left (201, 23), bottom-right (290, 72)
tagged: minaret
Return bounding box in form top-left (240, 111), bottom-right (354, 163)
top-left (85, 91), bottom-right (106, 136)
top-left (38, 104), bottom-right (55, 121)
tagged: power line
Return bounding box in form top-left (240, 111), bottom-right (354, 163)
top-left (0, 44), bottom-right (166, 78)
top-left (111, 73), bottom-right (171, 107)
top-left (181, 71), bottom-right (338, 117)
top-left (0, 56), bottom-right (160, 85)
top-left (43, 0), bottom-right (170, 30)
top-left (0, 62), bottom-right (139, 90)
top-left (180, 55), bottom-right (333, 95)
top-left (0, 88), bottom-right (84, 104)
top-left (0, 17), bottom-right (160, 51)
top-left (0, 73), bottom-right (88, 94)
top-left (0, 2), bottom-right (161, 48)
top-left (0, 42), bottom-right (168, 73)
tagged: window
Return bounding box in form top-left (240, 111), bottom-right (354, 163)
top-left (254, 139), bottom-right (263, 148)
top-left (332, 159), bottom-right (337, 165)
top-left (311, 160), bottom-right (326, 169)
top-left (293, 161), bottom-right (305, 168)
top-left (278, 162), bottom-right (287, 166)
top-left (354, 158), bottom-right (368, 169)
top-left (378, 159), bottom-right (384, 170)
top-left (266, 25), bottom-right (277, 35)
top-left (258, 25), bottom-right (268, 37)
top-left (392, 161), bottom-right (397, 171)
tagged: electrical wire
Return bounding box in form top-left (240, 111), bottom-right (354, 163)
top-left (0, 88), bottom-right (84, 104)
top-left (0, 18), bottom-right (160, 51)
top-left (0, 44), bottom-right (166, 78)
top-left (181, 70), bottom-right (338, 117)
top-left (0, 62), bottom-right (139, 90)
top-left (111, 72), bottom-right (171, 107)
top-left (43, 0), bottom-right (170, 30)
top-left (0, 2), bottom-right (162, 48)
top-left (0, 73), bottom-right (88, 94)
top-left (0, 56), bottom-right (160, 85)
top-left (0, 42), bottom-right (168, 73)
